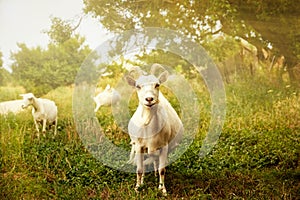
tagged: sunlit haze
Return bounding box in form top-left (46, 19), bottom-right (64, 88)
top-left (0, 0), bottom-right (111, 71)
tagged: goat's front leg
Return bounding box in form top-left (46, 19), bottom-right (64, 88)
top-left (158, 146), bottom-right (168, 196)
top-left (34, 120), bottom-right (40, 138)
top-left (127, 142), bottom-right (136, 164)
top-left (54, 117), bottom-right (57, 135)
top-left (94, 103), bottom-right (100, 112)
top-left (135, 150), bottom-right (144, 192)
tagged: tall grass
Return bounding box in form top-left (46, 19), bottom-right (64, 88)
top-left (0, 86), bottom-right (26, 101)
top-left (0, 76), bottom-right (299, 199)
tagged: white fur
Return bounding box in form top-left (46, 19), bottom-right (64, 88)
top-left (126, 64), bottom-right (183, 195)
top-left (93, 84), bottom-right (121, 112)
top-left (0, 100), bottom-right (24, 115)
top-left (20, 93), bottom-right (57, 137)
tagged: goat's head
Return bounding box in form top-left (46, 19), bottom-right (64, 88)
top-left (20, 93), bottom-right (35, 109)
top-left (126, 64), bottom-right (169, 108)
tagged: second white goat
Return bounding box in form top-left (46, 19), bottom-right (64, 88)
top-left (0, 100), bottom-right (24, 115)
top-left (93, 84), bottom-right (121, 112)
top-left (20, 93), bottom-right (58, 137)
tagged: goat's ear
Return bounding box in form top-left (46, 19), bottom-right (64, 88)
top-left (125, 75), bottom-right (136, 87)
top-left (159, 71), bottom-right (169, 84)
top-left (105, 84), bottom-right (111, 90)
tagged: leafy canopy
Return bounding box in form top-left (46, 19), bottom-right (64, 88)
top-left (83, 0), bottom-right (300, 83)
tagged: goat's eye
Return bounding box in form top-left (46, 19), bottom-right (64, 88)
top-left (155, 83), bottom-right (160, 88)
top-left (136, 85), bottom-right (141, 89)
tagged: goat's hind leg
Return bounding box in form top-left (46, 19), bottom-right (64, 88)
top-left (153, 158), bottom-right (158, 177)
top-left (42, 119), bottom-right (47, 136)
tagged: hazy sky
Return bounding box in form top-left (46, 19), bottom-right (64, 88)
top-left (0, 0), bottom-right (111, 70)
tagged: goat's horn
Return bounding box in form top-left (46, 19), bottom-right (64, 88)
top-left (128, 66), bottom-right (146, 78)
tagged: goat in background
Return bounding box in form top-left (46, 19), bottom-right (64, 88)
top-left (20, 93), bottom-right (57, 137)
top-left (93, 84), bottom-right (121, 112)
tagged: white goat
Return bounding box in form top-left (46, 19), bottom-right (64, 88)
top-left (93, 84), bottom-right (121, 112)
top-left (126, 64), bottom-right (183, 195)
top-left (20, 93), bottom-right (57, 137)
top-left (0, 100), bottom-right (24, 115)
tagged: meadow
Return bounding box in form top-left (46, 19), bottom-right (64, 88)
top-left (0, 76), bottom-right (299, 199)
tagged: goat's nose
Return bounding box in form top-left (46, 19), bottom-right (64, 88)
top-left (145, 97), bottom-right (154, 102)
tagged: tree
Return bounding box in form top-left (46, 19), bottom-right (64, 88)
top-left (83, 0), bottom-right (300, 84)
top-left (0, 51), bottom-right (13, 86)
top-left (11, 18), bottom-right (91, 95)
top-left (83, 0), bottom-right (237, 39)
top-left (45, 17), bottom-right (81, 44)
top-left (227, 0), bottom-right (300, 84)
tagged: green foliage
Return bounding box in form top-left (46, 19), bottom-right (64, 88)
top-left (10, 18), bottom-right (91, 96)
top-left (84, 0), bottom-right (237, 38)
top-left (0, 52), bottom-right (15, 86)
top-left (84, 0), bottom-right (300, 85)
top-left (46, 17), bottom-right (74, 44)
top-left (0, 68), bottom-right (14, 86)
top-left (0, 86), bottom-right (26, 101)
top-left (233, 0), bottom-right (299, 17)
top-left (202, 35), bottom-right (240, 62)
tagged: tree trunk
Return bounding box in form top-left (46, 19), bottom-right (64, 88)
top-left (226, 0), bottom-right (300, 85)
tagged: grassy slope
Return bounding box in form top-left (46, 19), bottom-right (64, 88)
top-left (0, 78), bottom-right (299, 199)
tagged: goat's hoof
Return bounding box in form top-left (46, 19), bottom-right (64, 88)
top-left (134, 186), bottom-right (140, 193)
top-left (161, 190), bottom-right (167, 196)
top-left (159, 186), bottom-right (167, 196)
top-left (135, 184), bottom-right (144, 193)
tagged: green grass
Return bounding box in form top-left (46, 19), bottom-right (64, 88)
top-left (0, 86), bottom-right (26, 101)
top-left (0, 77), bottom-right (299, 199)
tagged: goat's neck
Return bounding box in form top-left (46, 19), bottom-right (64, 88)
top-left (31, 98), bottom-right (41, 112)
top-left (141, 104), bottom-right (158, 125)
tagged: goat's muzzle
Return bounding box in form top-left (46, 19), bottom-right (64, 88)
top-left (21, 105), bottom-right (28, 109)
top-left (144, 99), bottom-right (159, 108)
